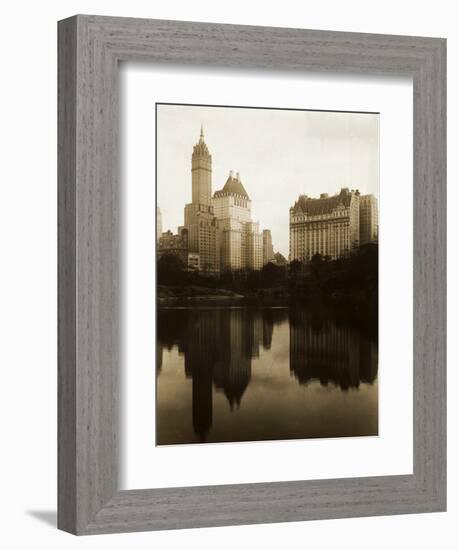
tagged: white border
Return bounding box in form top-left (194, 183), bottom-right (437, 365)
top-left (120, 64), bottom-right (413, 490)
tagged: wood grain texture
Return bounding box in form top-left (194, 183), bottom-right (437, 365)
top-left (57, 16), bottom-right (77, 533)
top-left (57, 14), bottom-right (446, 535)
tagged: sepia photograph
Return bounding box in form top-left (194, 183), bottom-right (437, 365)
top-left (156, 103), bottom-right (379, 445)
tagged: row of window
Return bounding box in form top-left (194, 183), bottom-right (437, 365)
top-left (291, 211), bottom-right (350, 223)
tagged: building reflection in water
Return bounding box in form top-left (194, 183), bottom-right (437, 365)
top-left (157, 306), bottom-right (377, 442)
top-left (289, 308), bottom-right (378, 390)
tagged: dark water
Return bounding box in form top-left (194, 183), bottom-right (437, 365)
top-left (156, 305), bottom-right (378, 445)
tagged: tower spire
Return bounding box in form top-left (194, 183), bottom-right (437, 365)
top-left (191, 123), bottom-right (212, 205)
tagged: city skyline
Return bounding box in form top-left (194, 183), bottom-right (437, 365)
top-left (156, 103), bottom-right (379, 446)
top-left (157, 103), bottom-right (379, 257)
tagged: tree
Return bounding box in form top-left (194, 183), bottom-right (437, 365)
top-left (310, 253), bottom-right (325, 279)
top-left (220, 269), bottom-right (234, 288)
top-left (260, 262), bottom-right (284, 287)
top-left (273, 252), bottom-right (288, 266)
top-left (311, 252), bottom-right (323, 266)
top-left (289, 259), bottom-right (303, 276)
top-left (157, 254), bottom-right (185, 286)
top-left (246, 268), bottom-right (260, 291)
top-left (288, 259), bottom-right (303, 289)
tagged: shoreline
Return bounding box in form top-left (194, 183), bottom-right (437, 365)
top-left (158, 291), bottom-right (377, 311)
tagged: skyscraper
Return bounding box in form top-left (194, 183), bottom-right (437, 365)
top-left (183, 127), bottom-right (220, 273)
top-left (212, 171), bottom-right (264, 271)
top-left (191, 125), bottom-right (212, 205)
top-left (359, 194), bottom-right (379, 245)
top-left (262, 229), bottom-right (274, 265)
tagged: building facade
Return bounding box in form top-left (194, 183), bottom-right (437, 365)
top-left (289, 188), bottom-right (361, 263)
top-left (183, 127), bottom-right (220, 273)
top-left (245, 221), bottom-right (263, 270)
top-left (212, 171), bottom-right (264, 271)
top-left (262, 229), bottom-right (274, 265)
top-left (359, 194), bottom-right (379, 245)
top-left (157, 228), bottom-right (189, 266)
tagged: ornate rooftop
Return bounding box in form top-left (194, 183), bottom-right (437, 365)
top-left (292, 188), bottom-right (359, 215)
top-left (214, 171), bottom-right (250, 199)
top-left (192, 125), bottom-right (211, 157)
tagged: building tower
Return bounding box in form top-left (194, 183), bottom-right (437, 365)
top-left (184, 127), bottom-right (220, 273)
top-left (212, 171), bottom-right (263, 271)
top-left (191, 125), bottom-right (212, 205)
top-left (359, 194), bottom-right (379, 245)
top-left (262, 229), bottom-right (274, 265)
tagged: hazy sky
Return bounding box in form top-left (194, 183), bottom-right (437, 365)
top-left (157, 104), bottom-right (379, 257)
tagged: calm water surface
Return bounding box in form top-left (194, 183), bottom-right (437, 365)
top-left (156, 306), bottom-right (378, 445)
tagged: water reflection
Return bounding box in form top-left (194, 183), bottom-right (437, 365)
top-left (289, 308), bottom-right (378, 390)
top-left (156, 306), bottom-right (377, 444)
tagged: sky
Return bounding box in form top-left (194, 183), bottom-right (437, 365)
top-left (156, 104), bottom-right (379, 257)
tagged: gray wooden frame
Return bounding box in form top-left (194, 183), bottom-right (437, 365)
top-left (58, 14), bottom-right (446, 535)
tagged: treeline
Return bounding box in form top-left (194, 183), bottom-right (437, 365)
top-left (157, 254), bottom-right (289, 290)
top-left (157, 243), bottom-right (378, 306)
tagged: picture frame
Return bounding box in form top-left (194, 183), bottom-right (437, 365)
top-left (58, 14), bottom-right (446, 535)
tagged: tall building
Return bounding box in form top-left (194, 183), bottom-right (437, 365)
top-left (177, 128), bottom-right (270, 273)
top-left (212, 171), bottom-right (264, 271)
top-left (359, 194), bottom-right (378, 245)
top-left (289, 188), bottom-right (361, 262)
top-left (262, 229), bottom-right (274, 265)
top-left (245, 221), bottom-right (263, 270)
top-left (183, 127), bottom-right (220, 273)
top-left (156, 206), bottom-right (162, 241)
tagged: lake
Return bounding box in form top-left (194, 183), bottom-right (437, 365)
top-left (156, 305), bottom-right (378, 445)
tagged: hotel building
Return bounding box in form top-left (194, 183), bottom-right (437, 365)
top-left (212, 171), bottom-right (264, 271)
top-left (289, 188), bottom-right (361, 262)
